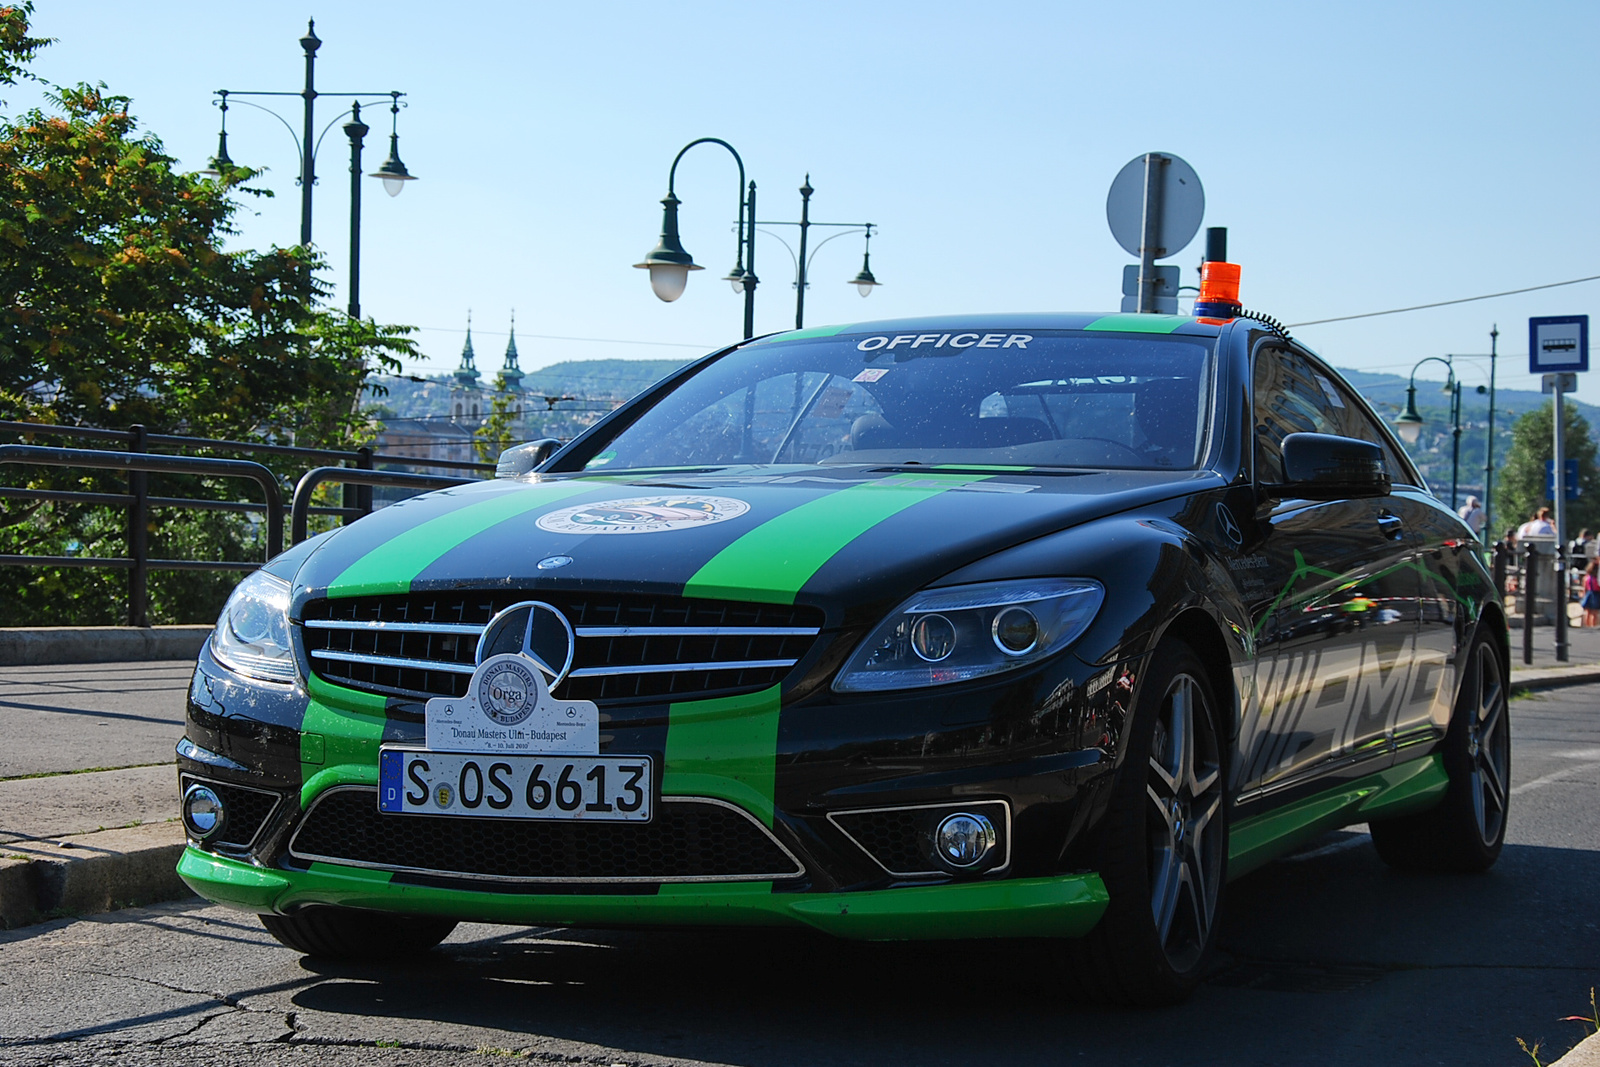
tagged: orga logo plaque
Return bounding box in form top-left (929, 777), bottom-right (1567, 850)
top-left (425, 653), bottom-right (598, 755)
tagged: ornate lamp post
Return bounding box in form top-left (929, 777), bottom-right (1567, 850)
top-left (204, 21), bottom-right (417, 316)
top-left (755, 175), bottom-right (880, 329)
top-left (635, 138), bottom-right (757, 338)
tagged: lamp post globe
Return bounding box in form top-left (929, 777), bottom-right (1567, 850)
top-left (1395, 385), bottom-right (1425, 446)
top-left (634, 191), bottom-right (703, 303)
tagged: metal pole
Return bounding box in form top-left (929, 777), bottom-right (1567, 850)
top-left (1449, 377), bottom-right (1461, 511)
top-left (127, 424), bottom-right (148, 627)
top-left (1485, 325), bottom-right (1498, 535)
top-left (298, 20), bottom-right (320, 248)
top-left (1554, 377), bottom-right (1569, 662)
top-left (743, 181), bottom-right (758, 339)
top-left (1136, 153), bottom-right (1169, 314)
top-left (795, 176), bottom-right (812, 329)
top-left (1523, 542), bottom-right (1536, 665)
top-left (343, 103), bottom-right (368, 319)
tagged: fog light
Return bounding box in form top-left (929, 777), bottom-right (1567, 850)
top-left (182, 783), bottom-right (226, 840)
top-left (935, 812), bottom-right (996, 868)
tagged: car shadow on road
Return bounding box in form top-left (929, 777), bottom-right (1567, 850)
top-left (279, 835), bottom-right (1600, 1066)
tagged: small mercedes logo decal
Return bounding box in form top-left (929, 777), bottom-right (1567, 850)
top-left (537, 555), bottom-right (572, 570)
top-left (1215, 503), bottom-right (1243, 546)
top-left (476, 601), bottom-right (575, 689)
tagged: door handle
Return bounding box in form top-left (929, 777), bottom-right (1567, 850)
top-left (1377, 513), bottom-right (1404, 540)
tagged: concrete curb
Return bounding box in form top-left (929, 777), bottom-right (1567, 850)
top-left (1510, 666), bottom-right (1600, 693)
top-left (1554, 1030), bottom-right (1600, 1066)
top-left (0, 626), bottom-right (211, 666)
top-left (0, 822), bottom-right (192, 929)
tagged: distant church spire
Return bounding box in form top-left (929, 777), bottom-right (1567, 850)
top-left (454, 309), bottom-right (480, 387)
top-left (500, 309), bottom-right (524, 391)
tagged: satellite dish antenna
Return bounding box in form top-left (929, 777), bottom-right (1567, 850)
top-left (1106, 153), bottom-right (1205, 313)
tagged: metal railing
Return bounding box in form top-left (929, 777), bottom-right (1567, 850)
top-left (0, 422), bottom-right (493, 625)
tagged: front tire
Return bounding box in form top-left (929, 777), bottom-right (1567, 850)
top-left (1073, 640), bottom-right (1227, 1005)
top-left (1370, 631), bottom-right (1509, 872)
top-left (260, 907), bottom-right (458, 960)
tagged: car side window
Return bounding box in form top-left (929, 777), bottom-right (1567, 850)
top-left (1253, 346), bottom-right (1413, 488)
top-left (1252, 347), bottom-right (1340, 484)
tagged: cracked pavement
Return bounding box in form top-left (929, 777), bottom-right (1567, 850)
top-left (1, 683), bottom-right (1598, 1065)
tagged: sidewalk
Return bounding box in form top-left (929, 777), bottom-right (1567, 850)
top-left (2, 625), bottom-right (1598, 931)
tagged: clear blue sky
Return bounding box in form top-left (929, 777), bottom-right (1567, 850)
top-left (16, 0), bottom-right (1600, 408)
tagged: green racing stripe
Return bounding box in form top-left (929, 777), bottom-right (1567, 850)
top-left (327, 481), bottom-right (597, 598)
top-left (683, 472), bottom-right (991, 604)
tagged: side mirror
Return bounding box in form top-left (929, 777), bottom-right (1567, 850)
top-left (1265, 432), bottom-right (1391, 500)
top-left (495, 438), bottom-right (562, 479)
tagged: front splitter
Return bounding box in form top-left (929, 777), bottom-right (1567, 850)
top-left (177, 848), bottom-right (1109, 941)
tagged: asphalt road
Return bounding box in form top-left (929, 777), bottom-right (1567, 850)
top-left (2, 680), bottom-right (1598, 1066)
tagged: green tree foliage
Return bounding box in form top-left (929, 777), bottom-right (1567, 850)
top-left (0, 3), bottom-right (419, 623)
top-left (473, 375), bottom-right (522, 463)
top-left (1498, 401), bottom-right (1600, 539)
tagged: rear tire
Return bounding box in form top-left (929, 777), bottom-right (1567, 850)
top-left (1370, 631), bottom-right (1509, 873)
top-left (1072, 639), bottom-right (1227, 1005)
top-left (259, 907), bottom-right (458, 960)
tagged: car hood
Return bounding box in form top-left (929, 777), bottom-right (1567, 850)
top-left (290, 465), bottom-right (1223, 626)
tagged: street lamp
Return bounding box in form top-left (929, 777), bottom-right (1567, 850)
top-left (636, 138), bottom-right (756, 338)
top-left (1394, 355), bottom-right (1467, 510)
top-left (206, 21), bottom-right (416, 316)
top-left (754, 175), bottom-right (881, 329)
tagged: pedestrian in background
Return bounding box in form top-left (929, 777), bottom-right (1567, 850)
top-left (1582, 560), bottom-right (1600, 629)
top-left (1519, 508), bottom-right (1555, 538)
top-left (1457, 495), bottom-right (1486, 539)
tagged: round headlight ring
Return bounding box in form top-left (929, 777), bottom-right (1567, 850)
top-left (910, 614), bottom-right (957, 662)
top-left (992, 606), bottom-right (1040, 656)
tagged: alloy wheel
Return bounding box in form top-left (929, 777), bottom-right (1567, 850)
top-left (1145, 672), bottom-right (1224, 972)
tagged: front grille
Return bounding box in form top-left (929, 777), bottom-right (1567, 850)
top-left (829, 801), bottom-right (1011, 878)
top-left (288, 788), bottom-right (805, 884)
top-left (183, 776), bottom-right (281, 852)
top-left (300, 590), bottom-right (823, 704)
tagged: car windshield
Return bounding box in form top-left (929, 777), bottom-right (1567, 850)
top-left (580, 328), bottom-right (1216, 472)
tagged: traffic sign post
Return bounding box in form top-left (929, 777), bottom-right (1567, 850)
top-left (1531, 315), bottom-right (1588, 664)
top-left (1106, 153), bottom-right (1204, 313)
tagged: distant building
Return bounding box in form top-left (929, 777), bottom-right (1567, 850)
top-left (371, 417), bottom-right (476, 478)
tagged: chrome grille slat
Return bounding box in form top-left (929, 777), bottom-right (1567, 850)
top-left (309, 649), bottom-right (479, 674)
top-left (305, 619), bottom-right (486, 635)
top-left (569, 658), bottom-right (798, 678)
top-left (575, 626), bottom-right (818, 637)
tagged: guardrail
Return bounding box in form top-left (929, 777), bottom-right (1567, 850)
top-left (0, 422), bottom-right (494, 625)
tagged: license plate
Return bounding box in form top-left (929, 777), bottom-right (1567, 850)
top-left (378, 748), bottom-right (653, 822)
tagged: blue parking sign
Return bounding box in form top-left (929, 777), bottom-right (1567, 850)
top-left (1529, 315), bottom-right (1589, 374)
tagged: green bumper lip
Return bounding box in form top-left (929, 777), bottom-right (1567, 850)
top-left (178, 848), bottom-right (1108, 941)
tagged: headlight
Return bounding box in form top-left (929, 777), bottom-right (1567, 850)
top-left (210, 570), bottom-right (297, 684)
top-left (832, 578), bottom-right (1104, 693)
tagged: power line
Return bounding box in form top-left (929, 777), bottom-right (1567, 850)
top-left (416, 325), bottom-right (712, 350)
top-left (1289, 274), bottom-right (1600, 327)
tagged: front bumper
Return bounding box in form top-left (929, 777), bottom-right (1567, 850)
top-left (177, 846), bottom-right (1109, 940)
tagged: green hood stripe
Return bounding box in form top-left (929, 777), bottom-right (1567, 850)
top-left (327, 481), bottom-right (597, 598)
top-left (683, 473), bottom-right (991, 605)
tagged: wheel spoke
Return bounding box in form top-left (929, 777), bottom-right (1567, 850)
top-left (1469, 766), bottom-right (1488, 835)
top-left (1152, 845), bottom-right (1183, 940)
top-left (1192, 763), bottom-right (1220, 797)
top-left (1174, 678), bottom-right (1194, 798)
top-left (1182, 852), bottom-right (1211, 942)
top-left (1147, 784), bottom-right (1178, 835)
top-left (1479, 750), bottom-right (1508, 811)
top-left (1479, 695), bottom-right (1504, 747)
top-left (1191, 792), bottom-right (1221, 838)
top-left (1149, 755), bottom-right (1179, 798)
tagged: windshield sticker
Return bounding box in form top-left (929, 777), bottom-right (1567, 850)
top-left (584, 450), bottom-right (618, 469)
top-left (856, 333), bottom-right (1033, 353)
top-left (811, 386), bottom-right (853, 419)
top-left (535, 495), bottom-right (751, 535)
top-left (852, 368), bottom-right (890, 383)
